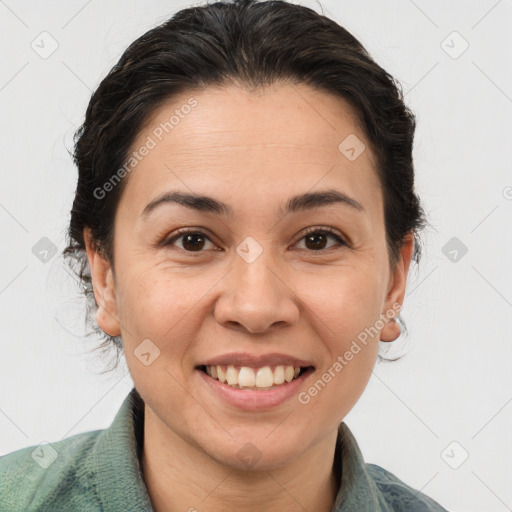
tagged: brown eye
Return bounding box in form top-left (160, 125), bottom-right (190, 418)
top-left (181, 233), bottom-right (207, 251)
top-left (165, 230), bottom-right (215, 252)
top-left (164, 227), bottom-right (347, 253)
top-left (295, 229), bottom-right (346, 251)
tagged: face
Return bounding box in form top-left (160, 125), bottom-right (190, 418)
top-left (85, 82), bottom-right (413, 471)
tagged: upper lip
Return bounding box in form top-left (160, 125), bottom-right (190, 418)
top-left (198, 352), bottom-right (315, 368)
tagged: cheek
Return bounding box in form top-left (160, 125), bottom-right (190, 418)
top-left (296, 265), bottom-right (383, 338)
top-left (294, 268), bottom-right (382, 397)
top-left (299, 333), bottom-right (379, 426)
top-left (115, 265), bottom-right (212, 350)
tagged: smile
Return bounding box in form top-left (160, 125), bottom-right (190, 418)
top-left (198, 364), bottom-right (312, 390)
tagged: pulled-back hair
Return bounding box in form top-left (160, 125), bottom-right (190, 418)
top-left (63, 0), bottom-right (428, 369)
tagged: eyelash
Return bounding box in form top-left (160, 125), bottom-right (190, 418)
top-left (163, 226), bottom-right (348, 253)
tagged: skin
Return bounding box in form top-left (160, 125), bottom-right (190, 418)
top-left (84, 82), bottom-right (414, 512)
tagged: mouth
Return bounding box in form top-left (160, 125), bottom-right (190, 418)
top-left (196, 364), bottom-right (314, 391)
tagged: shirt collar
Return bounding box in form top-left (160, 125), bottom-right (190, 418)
top-left (332, 422), bottom-right (385, 511)
top-left (93, 387), bottom-right (384, 512)
top-left (93, 387), bottom-right (154, 511)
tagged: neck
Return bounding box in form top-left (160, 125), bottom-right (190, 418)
top-left (141, 406), bottom-right (340, 512)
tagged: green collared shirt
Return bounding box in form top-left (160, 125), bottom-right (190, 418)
top-left (0, 387), bottom-right (447, 511)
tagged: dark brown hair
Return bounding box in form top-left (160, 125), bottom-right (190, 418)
top-left (63, 0), bottom-right (428, 369)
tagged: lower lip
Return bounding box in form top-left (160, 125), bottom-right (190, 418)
top-left (196, 367), bottom-right (315, 411)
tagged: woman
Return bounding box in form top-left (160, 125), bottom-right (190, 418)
top-left (0, 0), bottom-right (448, 510)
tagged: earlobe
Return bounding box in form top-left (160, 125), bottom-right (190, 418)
top-left (83, 228), bottom-right (121, 337)
top-left (379, 232), bottom-right (415, 342)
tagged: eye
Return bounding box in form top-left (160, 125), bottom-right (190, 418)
top-left (294, 227), bottom-right (347, 252)
top-left (164, 229), bottom-right (216, 252)
top-left (163, 226), bottom-right (348, 253)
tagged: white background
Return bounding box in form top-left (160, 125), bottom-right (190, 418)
top-left (1, 1), bottom-right (511, 511)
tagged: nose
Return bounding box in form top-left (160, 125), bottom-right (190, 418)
top-left (213, 249), bottom-right (300, 334)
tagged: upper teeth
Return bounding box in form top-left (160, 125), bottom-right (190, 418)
top-left (205, 365), bottom-right (301, 389)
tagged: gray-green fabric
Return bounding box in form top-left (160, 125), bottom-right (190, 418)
top-left (0, 387), bottom-right (447, 511)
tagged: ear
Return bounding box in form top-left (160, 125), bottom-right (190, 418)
top-left (83, 228), bottom-right (121, 337)
top-left (379, 232), bottom-right (415, 342)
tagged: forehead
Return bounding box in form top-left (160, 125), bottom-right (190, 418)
top-left (142, 82), bottom-right (368, 153)
top-left (119, 82), bottom-right (382, 221)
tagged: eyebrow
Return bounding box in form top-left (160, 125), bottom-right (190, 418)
top-left (142, 188), bottom-right (365, 218)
